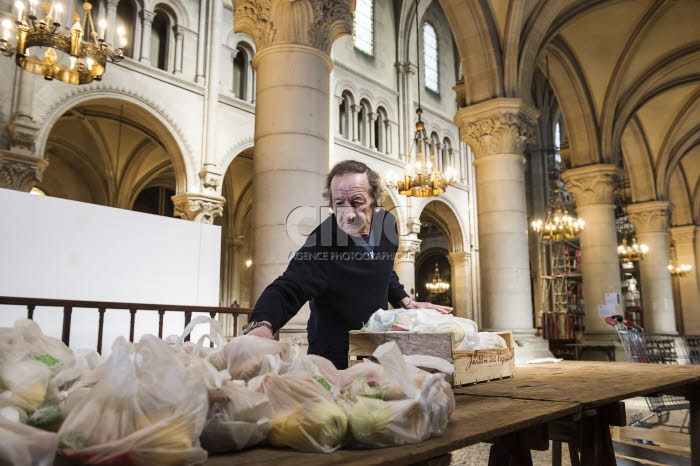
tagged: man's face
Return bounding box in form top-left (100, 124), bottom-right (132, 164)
top-left (330, 172), bottom-right (375, 237)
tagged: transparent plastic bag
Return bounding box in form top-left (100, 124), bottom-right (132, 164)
top-left (346, 341), bottom-right (455, 448)
top-left (0, 416), bottom-right (58, 466)
top-left (211, 335), bottom-right (294, 382)
top-left (57, 335), bottom-right (208, 465)
top-left (200, 380), bottom-right (272, 453)
top-left (258, 373), bottom-right (348, 453)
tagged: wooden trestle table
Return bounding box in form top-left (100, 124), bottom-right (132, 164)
top-left (205, 361), bottom-right (700, 466)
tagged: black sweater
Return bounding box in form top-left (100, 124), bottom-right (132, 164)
top-left (250, 209), bottom-right (409, 368)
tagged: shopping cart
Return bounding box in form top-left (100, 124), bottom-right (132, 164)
top-left (606, 315), bottom-right (700, 433)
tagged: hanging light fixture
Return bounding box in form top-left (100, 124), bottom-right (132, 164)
top-left (615, 177), bottom-right (648, 262)
top-left (668, 242), bottom-right (692, 278)
top-left (425, 260), bottom-right (449, 294)
top-left (385, 0), bottom-right (456, 197)
top-left (0, 0), bottom-right (126, 85)
top-left (531, 186), bottom-right (585, 241)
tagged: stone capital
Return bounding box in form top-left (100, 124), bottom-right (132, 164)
top-left (232, 0), bottom-right (353, 55)
top-left (141, 9), bottom-right (156, 22)
top-left (670, 225), bottom-right (696, 245)
top-left (407, 217), bottom-right (421, 235)
top-left (626, 201), bottom-right (671, 234)
top-left (0, 151), bottom-right (48, 192)
top-left (561, 164), bottom-right (619, 206)
top-left (447, 251), bottom-right (470, 268)
top-left (396, 237), bottom-right (422, 261)
top-left (172, 193), bottom-right (225, 224)
top-left (455, 98), bottom-right (539, 158)
top-left (199, 166), bottom-right (223, 194)
top-left (8, 119), bottom-right (41, 156)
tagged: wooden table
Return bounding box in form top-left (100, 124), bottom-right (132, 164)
top-left (205, 361), bottom-right (700, 466)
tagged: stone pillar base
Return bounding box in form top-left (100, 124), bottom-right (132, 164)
top-left (0, 151), bottom-right (48, 192)
top-left (172, 192), bottom-right (225, 224)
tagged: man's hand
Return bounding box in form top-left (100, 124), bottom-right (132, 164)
top-left (245, 321), bottom-right (274, 338)
top-left (401, 298), bottom-right (453, 314)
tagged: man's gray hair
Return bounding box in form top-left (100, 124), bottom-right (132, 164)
top-left (323, 160), bottom-right (386, 207)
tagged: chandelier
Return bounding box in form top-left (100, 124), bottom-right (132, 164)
top-left (385, 0), bottom-right (456, 198)
top-left (425, 260), bottom-right (449, 294)
top-left (617, 236), bottom-right (649, 262)
top-left (531, 187), bottom-right (584, 241)
top-left (1, 0), bottom-right (126, 85)
top-left (668, 243), bottom-right (692, 278)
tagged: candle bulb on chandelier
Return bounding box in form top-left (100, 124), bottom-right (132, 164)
top-left (54, 3), bottom-right (62, 26)
top-left (98, 18), bottom-right (106, 40)
top-left (15, 1), bottom-right (24, 21)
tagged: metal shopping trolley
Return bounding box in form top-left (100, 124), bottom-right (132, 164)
top-left (606, 315), bottom-right (700, 433)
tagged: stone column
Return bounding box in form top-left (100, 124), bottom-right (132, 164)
top-left (334, 95), bottom-right (343, 136)
top-left (104, 0), bottom-right (118, 47)
top-left (384, 120), bottom-right (392, 155)
top-left (448, 251), bottom-right (472, 319)
top-left (173, 26), bottom-right (185, 75)
top-left (0, 71), bottom-right (46, 191)
top-left (395, 62), bottom-right (416, 161)
top-left (670, 226), bottom-right (699, 333)
top-left (368, 112), bottom-right (377, 150)
top-left (394, 218), bottom-right (422, 302)
top-left (562, 164), bottom-right (620, 335)
top-left (232, 0), bottom-right (354, 333)
top-left (626, 201), bottom-right (675, 333)
top-left (139, 10), bottom-right (156, 65)
top-left (351, 104), bottom-right (361, 143)
top-left (455, 98), bottom-right (539, 331)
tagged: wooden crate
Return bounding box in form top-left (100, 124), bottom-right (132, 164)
top-left (348, 330), bottom-right (515, 387)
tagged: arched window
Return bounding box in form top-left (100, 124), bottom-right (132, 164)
top-left (430, 132), bottom-right (440, 170)
top-left (357, 105), bottom-right (366, 145)
top-left (423, 22), bottom-right (438, 93)
top-left (116, 0), bottom-right (136, 58)
top-left (374, 110), bottom-right (383, 152)
top-left (233, 47), bottom-right (247, 99)
top-left (338, 97), bottom-right (347, 137)
top-left (442, 137), bottom-right (452, 172)
top-left (150, 11), bottom-right (169, 70)
top-left (353, 0), bottom-right (373, 55)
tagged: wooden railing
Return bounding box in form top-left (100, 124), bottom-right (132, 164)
top-left (0, 296), bottom-right (252, 353)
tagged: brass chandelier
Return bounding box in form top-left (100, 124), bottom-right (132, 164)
top-left (668, 242), bottom-right (692, 278)
top-left (385, 0), bottom-right (456, 197)
top-left (531, 186), bottom-right (584, 241)
top-left (1, 0), bottom-right (126, 85)
top-left (425, 260), bottom-right (449, 294)
top-left (617, 236), bottom-right (648, 262)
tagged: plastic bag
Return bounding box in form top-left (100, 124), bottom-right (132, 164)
top-left (258, 373), bottom-right (348, 453)
top-left (57, 335), bottom-right (208, 465)
top-left (346, 341), bottom-right (455, 448)
top-left (0, 319), bottom-right (75, 375)
top-left (0, 416), bottom-right (58, 466)
top-left (200, 380), bottom-right (272, 453)
top-left (211, 335), bottom-right (294, 382)
top-left (363, 309), bottom-right (479, 349)
top-left (476, 332), bottom-right (507, 349)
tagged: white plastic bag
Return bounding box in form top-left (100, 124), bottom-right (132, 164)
top-left (212, 335), bottom-right (294, 382)
top-left (258, 373), bottom-right (348, 453)
top-left (200, 380), bottom-right (272, 453)
top-left (0, 416), bottom-right (58, 466)
top-left (57, 335), bottom-right (209, 465)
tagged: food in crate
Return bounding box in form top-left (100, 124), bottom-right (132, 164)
top-left (363, 308), bottom-right (508, 350)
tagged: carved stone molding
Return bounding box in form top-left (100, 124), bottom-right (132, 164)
top-left (407, 217), bottom-right (421, 235)
top-left (561, 164), bottom-right (619, 206)
top-left (232, 0), bottom-right (353, 55)
top-left (670, 225), bottom-right (696, 245)
top-left (396, 237), bottom-right (422, 261)
top-left (455, 98), bottom-right (539, 157)
top-left (199, 166), bottom-right (222, 194)
top-left (0, 151), bottom-right (48, 192)
top-left (172, 193), bottom-right (225, 224)
top-left (8, 119), bottom-right (41, 156)
top-left (626, 201), bottom-right (671, 234)
top-left (448, 251), bottom-right (470, 268)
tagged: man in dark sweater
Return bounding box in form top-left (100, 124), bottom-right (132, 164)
top-left (245, 160), bottom-right (452, 369)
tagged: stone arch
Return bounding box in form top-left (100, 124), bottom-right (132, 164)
top-left (146, 0), bottom-right (191, 28)
top-left (220, 135), bottom-right (255, 177)
top-left (417, 198), bottom-right (466, 253)
top-left (37, 89), bottom-right (192, 194)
